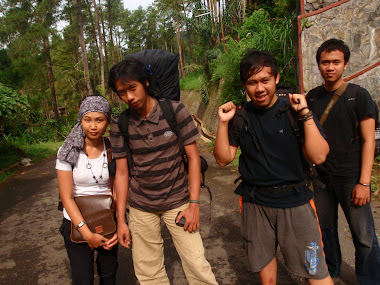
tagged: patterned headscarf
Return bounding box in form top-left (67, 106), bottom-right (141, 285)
top-left (57, 96), bottom-right (112, 166)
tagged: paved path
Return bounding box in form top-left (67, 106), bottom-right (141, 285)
top-left (0, 139), bottom-right (379, 284)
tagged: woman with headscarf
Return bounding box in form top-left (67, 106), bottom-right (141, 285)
top-left (56, 95), bottom-right (118, 284)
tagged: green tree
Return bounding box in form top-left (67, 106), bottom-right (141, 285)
top-left (0, 0), bottom-right (62, 136)
top-left (211, 9), bottom-right (296, 104)
top-left (0, 49), bottom-right (25, 89)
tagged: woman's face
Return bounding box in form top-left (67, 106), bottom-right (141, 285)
top-left (81, 112), bottom-right (108, 140)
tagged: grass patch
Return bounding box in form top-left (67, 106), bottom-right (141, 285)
top-left (20, 141), bottom-right (62, 163)
top-left (0, 142), bottom-right (26, 169)
top-left (180, 71), bottom-right (202, 90)
top-left (0, 171), bottom-right (16, 183)
top-left (0, 140), bottom-right (62, 183)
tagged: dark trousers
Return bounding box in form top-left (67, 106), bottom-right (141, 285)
top-left (59, 218), bottom-right (118, 285)
top-left (314, 175), bottom-right (380, 285)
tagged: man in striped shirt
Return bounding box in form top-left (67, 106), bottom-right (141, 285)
top-left (108, 58), bottom-right (217, 285)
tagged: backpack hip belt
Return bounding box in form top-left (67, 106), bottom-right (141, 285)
top-left (248, 179), bottom-right (310, 198)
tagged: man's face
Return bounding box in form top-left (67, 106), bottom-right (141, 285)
top-left (318, 50), bottom-right (348, 84)
top-left (115, 79), bottom-right (149, 112)
top-left (243, 66), bottom-right (279, 109)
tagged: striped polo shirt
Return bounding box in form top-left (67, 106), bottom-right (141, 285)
top-left (110, 98), bottom-right (200, 212)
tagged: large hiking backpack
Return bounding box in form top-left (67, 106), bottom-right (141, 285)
top-left (110, 49), bottom-right (211, 200)
top-left (125, 49), bottom-right (180, 101)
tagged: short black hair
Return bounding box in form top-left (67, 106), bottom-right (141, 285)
top-left (108, 57), bottom-right (150, 96)
top-left (316, 38), bottom-right (350, 64)
top-left (240, 49), bottom-right (279, 84)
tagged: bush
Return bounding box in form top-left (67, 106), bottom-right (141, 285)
top-left (210, 9), bottom-right (296, 104)
top-left (0, 83), bottom-right (29, 118)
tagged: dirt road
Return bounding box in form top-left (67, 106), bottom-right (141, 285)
top-left (1, 139), bottom-right (379, 284)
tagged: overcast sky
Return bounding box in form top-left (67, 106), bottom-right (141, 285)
top-left (123, 0), bottom-right (154, 11)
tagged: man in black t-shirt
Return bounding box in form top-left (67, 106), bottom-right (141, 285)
top-left (214, 49), bottom-right (333, 284)
top-left (307, 38), bottom-right (380, 284)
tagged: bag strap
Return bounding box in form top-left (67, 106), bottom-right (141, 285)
top-left (320, 82), bottom-right (349, 126)
top-left (104, 137), bottom-right (112, 164)
top-left (285, 106), bottom-right (301, 140)
top-left (158, 98), bottom-right (183, 146)
top-left (103, 137), bottom-right (115, 200)
top-left (234, 103), bottom-right (261, 151)
top-left (232, 104), bottom-right (246, 142)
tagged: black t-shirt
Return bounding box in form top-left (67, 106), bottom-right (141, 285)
top-left (307, 84), bottom-right (377, 177)
top-left (228, 97), bottom-right (324, 208)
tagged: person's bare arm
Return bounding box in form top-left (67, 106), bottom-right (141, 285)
top-left (289, 94), bottom-right (329, 165)
top-left (213, 101), bottom-right (238, 166)
top-left (176, 142), bottom-right (201, 232)
top-left (114, 157), bottom-right (131, 248)
top-left (351, 116), bottom-right (375, 206)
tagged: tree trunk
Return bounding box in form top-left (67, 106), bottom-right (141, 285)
top-left (206, 0), bottom-right (214, 34)
top-left (181, 0), bottom-right (195, 63)
top-left (68, 3), bottom-right (84, 98)
top-left (84, 0), bottom-right (103, 90)
top-left (98, 1), bottom-right (110, 78)
top-left (76, 0), bottom-right (94, 95)
top-left (173, 0), bottom-right (184, 78)
top-left (43, 38), bottom-right (61, 136)
top-left (241, 0), bottom-right (246, 22)
top-left (107, 0), bottom-right (116, 66)
top-left (218, 0), bottom-right (226, 52)
top-left (92, 0), bottom-right (105, 94)
top-left (115, 29), bottom-right (122, 61)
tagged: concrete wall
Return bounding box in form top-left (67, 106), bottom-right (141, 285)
top-left (300, 0), bottom-right (380, 100)
top-left (181, 88), bottom-right (220, 139)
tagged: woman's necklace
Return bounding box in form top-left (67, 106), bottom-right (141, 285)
top-left (85, 150), bottom-right (108, 183)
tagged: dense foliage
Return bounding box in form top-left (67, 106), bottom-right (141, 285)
top-left (0, 0), bottom-right (297, 146)
top-left (211, 9), bottom-right (295, 104)
top-left (0, 83), bottom-right (29, 118)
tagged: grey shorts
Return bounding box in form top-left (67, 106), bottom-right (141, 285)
top-left (241, 200), bottom-right (329, 280)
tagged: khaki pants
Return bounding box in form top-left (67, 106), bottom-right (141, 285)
top-left (129, 204), bottom-right (218, 285)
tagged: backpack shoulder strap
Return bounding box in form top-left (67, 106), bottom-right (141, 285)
top-left (104, 137), bottom-right (112, 164)
top-left (306, 85), bottom-right (324, 111)
top-left (158, 98), bottom-right (185, 158)
top-left (320, 82), bottom-right (349, 125)
top-left (285, 105), bottom-right (301, 139)
top-left (233, 102), bottom-right (261, 151)
top-left (275, 103), bottom-right (301, 142)
top-left (158, 98), bottom-right (178, 137)
top-left (233, 103), bottom-right (248, 142)
top-left (117, 109), bottom-right (133, 171)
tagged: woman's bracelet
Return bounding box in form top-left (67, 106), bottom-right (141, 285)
top-left (189, 200), bottom-right (200, 204)
top-left (75, 220), bottom-right (86, 229)
top-left (358, 182), bottom-right (370, 187)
